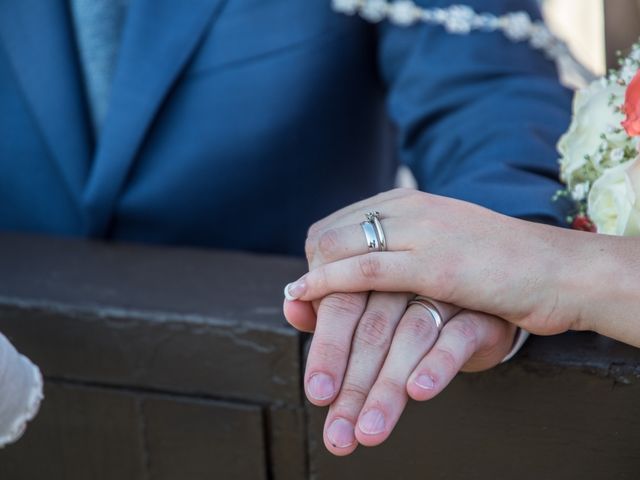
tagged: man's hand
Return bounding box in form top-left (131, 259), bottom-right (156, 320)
top-left (285, 295), bottom-right (516, 455)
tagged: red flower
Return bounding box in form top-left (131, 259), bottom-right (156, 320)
top-left (622, 69), bottom-right (640, 137)
top-left (571, 215), bottom-right (596, 232)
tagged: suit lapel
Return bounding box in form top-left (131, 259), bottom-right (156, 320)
top-left (83, 0), bottom-right (230, 236)
top-left (0, 0), bottom-right (93, 204)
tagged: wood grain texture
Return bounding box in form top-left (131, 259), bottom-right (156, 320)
top-left (0, 233), bottom-right (305, 404)
top-left (142, 395), bottom-right (267, 480)
top-left (0, 382), bottom-right (268, 480)
top-left (268, 405), bottom-right (308, 480)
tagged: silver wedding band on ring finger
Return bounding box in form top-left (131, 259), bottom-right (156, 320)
top-left (407, 296), bottom-right (445, 333)
top-left (361, 211), bottom-right (387, 252)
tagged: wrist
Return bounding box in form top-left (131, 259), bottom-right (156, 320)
top-left (516, 221), bottom-right (581, 334)
top-left (562, 233), bottom-right (640, 339)
top-left (527, 225), bottom-right (594, 334)
top-left (557, 229), bottom-right (602, 333)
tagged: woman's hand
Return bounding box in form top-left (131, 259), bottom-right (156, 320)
top-left (286, 188), bottom-right (585, 337)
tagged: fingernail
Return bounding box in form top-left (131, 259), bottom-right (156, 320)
top-left (327, 418), bottom-right (356, 448)
top-left (359, 409), bottom-right (386, 435)
top-left (307, 373), bottom-right (335, 401)
top-left (414, 374), bottom-right (436, 390)
top-left (284, 279), bottom-right (306, 301)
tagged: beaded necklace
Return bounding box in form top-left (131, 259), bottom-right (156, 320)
top-left (332, 0), bottom-right (594, 86)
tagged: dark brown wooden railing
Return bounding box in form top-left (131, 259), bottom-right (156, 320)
top-left (0, 233), bottom-right (638, 479)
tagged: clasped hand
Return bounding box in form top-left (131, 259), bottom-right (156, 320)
top-left (283, 189), bottom-right (576, 456)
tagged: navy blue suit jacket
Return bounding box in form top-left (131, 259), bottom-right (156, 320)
top-left (0, 0), bottom-right (571, 255)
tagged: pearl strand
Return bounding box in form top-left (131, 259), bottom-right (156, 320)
top-left (332, 0), bottom-right (569, 63)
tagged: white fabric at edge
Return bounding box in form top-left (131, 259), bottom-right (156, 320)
top-left (0, 332), bottom-right (44, 448)
top-left (501, 328), bottom-right (530, 363)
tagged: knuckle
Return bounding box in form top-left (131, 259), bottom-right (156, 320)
top-left (318, 228), bottom-right (341, 260)
top-left (358, 255), bottom-right (382, 280)
top-left (304, 235), bottom-right (317, 263)
top-left (403, 188), bottom-right (424, 204)
top-left (433, 346), bottom-right (459, 373)
top-left (450, 318), bottom-right (479, 347)
top-left (311, 338), bottom-right (350, 364)
top-left (307, 222), bottom-right (322, 239)
top-left (402, 312), bottom-right (437, 341)
top-left (313, 265), bottom-right (330, 293)
top-left (391, 187), bottom-right (411, 196)
top-left (320, 293), bottom-right (366, 319)
top-left (354, 309), bottom-right (392, 349)
top-left (338, 381), bottom-right (369, 405)
top-left (377, 376), bottom-right (406, 397)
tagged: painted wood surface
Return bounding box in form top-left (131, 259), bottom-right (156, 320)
top-left (0, 234), bottom-right (638, 479)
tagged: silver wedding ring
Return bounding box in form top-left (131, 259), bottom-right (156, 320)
top-left (367, 211), bottom-right (387, 251)
top-left (361, 220), bottom-right (380, 251)
top-left (407, 296), bottom-right (444, 332)
top-left (361, 211), bottom-right (387, 252)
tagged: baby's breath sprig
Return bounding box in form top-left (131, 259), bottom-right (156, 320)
top-left (608, 42), bottom-right (640, 86)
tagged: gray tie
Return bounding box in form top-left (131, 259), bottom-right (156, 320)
top-left (69, 0), bottom-right (129, 133)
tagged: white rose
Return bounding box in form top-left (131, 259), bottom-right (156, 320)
top-left (587, 158), bottom-right (640, 236)
top-left (558, 80), bottom-right (627, 187)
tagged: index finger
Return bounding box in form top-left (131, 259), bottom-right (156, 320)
top-left (285, 252), bottom-right (443, 303)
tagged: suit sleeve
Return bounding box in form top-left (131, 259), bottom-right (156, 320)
top-left (377, 0), bottom-right (573, 224)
